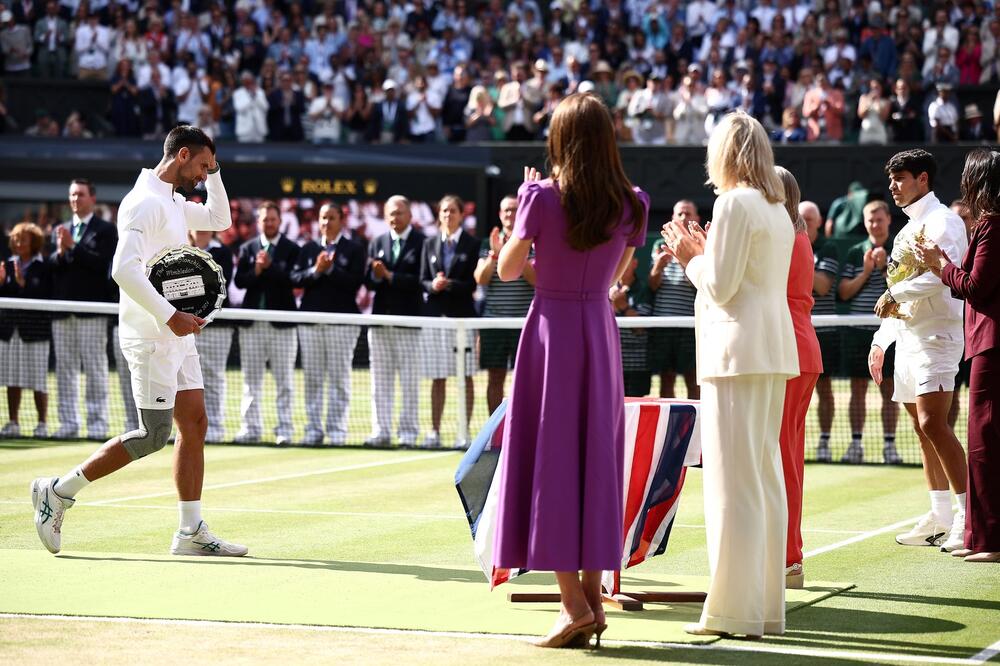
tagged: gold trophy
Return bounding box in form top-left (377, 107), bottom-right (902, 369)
top-left (884, 225), bottom-right (928, 320)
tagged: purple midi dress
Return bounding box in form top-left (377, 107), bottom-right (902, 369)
top-left (493, 179), bottom-right (650, 571)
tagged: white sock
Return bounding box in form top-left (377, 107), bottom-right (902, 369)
top-left (53, 467), bottom-right (90, 499)
top-left (955, 492), bottom-right (967, 515)
top-left (930, 490), bottom-right (953, 525)
top-left (178, 501), bottom-right (203, 534)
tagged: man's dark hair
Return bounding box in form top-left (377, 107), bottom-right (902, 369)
top-left (163, 125), bottom-right (216, 159)
top-left (884, 149), bottom-right (937, 189)
top-left (70, 178), bottom-right (95, 197)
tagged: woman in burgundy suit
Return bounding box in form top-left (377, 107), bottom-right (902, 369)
top-left (918, 149), bottom-right (1000, 563)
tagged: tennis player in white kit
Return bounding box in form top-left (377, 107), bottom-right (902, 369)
top-left (31, 126), bottom-right (247, 557)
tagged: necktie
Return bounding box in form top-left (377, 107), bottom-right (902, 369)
top-left (260, 241), bottom-right (271, 309)
top-left (444, 238), bottom-right (455, 269)
top-left (391, 237), bottom-right (401, 263)
top-left (72, 223), bottom-right (84, 242)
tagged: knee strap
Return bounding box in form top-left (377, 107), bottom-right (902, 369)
top-left (122, 408), bottom-right (174, 460)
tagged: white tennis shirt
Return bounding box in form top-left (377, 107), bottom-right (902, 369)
top-left (111, 168), bottom-right (231, 341)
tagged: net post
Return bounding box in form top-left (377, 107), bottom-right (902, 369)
top-left (456, 320), bottom-right (468, 445)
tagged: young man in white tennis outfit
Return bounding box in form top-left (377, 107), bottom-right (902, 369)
top-left (31, 126), bottom-right (247, 557)
top-left (869, 149), bottom-right (969, 552)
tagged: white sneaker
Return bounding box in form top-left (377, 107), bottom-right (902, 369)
top-left (419, 432), bottom-right (442, 449)
top-left (883, 445), bottom-right (903, 465)
top-left (33, 422), bottom-right (48, 439)
top-left (896, 512), bottom-right (949, 547)
top-left (815, 443), bottom-right (832, 463)
top-left (233, 430), bottom-right (260, 444)
top-left (0, 422), bottom-right (21, 438)
top-left (52, 425), bottom-right (78, 439)
top-left (31, 477), bottom-right (74, 554)
top-left (841, 444), bottom-right (864, 464)
top-left (940, 512), bottom-right (966, 552)
top-left (170, 521), bottom-right (248, 557)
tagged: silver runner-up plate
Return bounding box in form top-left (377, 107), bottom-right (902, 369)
top-left (146, 245), bottom-right (226, 323)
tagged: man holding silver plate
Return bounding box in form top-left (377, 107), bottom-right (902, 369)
top-left (30, 126), bottom-right (248, 557)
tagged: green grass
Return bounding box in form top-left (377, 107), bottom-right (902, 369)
top-left (0, 371), bottom-right (969, 465)
top-left (0, 441), bottom-right (997, 664)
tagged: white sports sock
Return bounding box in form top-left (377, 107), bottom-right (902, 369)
top-left (930, 490), bottom-right (953, 525)
top-left (178, 500), bottom-right (203, 534)
top-left (53, 467), bottom-right (90, 499)
top-left (955, 492), bottom-right (967, 515)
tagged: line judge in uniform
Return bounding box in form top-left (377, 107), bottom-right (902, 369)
top-left (364, 195), bottom-right (425, 447)
top-left (49, 178), bottom-right (117, 440)
top-left (291, 202), bottom-right (366, 446)
top-left (234, 201), bottom-right (300, 445)
top-left (189, 228), bottom-right (234, 443)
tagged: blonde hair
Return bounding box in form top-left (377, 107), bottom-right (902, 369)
top-left (706, 111), bottom-right (785, 204)
top-left (774, 166), bottom-right (805, 233)
top-left (466, 85), bottom-right (490, 111)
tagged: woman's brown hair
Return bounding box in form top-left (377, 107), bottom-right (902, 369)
top-left (960, 149), bottom-right (1000, 224)
top-left (9, 221), bottom-right (45, 255)
top-left (546, 93), bottom-right (644, 251)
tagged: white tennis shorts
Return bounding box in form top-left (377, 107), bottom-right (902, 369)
top-left (892, 331), bottom-right (964, 404)
top-left (120, 335), bottom-right (203, 410)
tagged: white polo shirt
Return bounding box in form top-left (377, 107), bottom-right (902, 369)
top-left (111, 168), bottom-right (231, 341)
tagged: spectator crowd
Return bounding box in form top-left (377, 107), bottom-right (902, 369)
top-left (2, 0), bottom-right (999, 144)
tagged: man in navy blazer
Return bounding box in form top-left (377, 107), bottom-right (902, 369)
top-left (234, 201), bottom-right (300, 445)
top-left (49, 178), bottom-right (117, 440)
top-left (419, 196), bottom-right (479, 448)
top-left (364, 195), bottom-right (425, 446)
top-left (291, 202), bottom-right (365, 445)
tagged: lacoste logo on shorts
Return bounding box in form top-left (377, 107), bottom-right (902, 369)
top-left (155, 397), bottom-right (167, 403)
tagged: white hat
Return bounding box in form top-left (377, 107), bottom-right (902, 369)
top-left (578, 80), bottom-right (596, 93)
top-left (382, 79), bottom-right (397, 91)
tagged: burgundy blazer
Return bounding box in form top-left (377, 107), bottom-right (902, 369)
top-left (942, 214), bottom-right (1000, 359)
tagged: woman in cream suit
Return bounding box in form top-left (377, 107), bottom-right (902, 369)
top-left (662, 111), bottom-right (800, 639)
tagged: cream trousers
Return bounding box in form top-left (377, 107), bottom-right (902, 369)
top-left (699, 373), bottom-right (789, 636)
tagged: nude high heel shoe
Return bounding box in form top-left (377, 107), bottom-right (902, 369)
top-left (533, 621), bottom-right (597, 648)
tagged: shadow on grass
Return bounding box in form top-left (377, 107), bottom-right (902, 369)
top-left (841, 589), bottom-right (1000, 612)
top-left (764, 605), bottom-right (971, 660)
top-left (593, 644), bottom-right (876, 665)
top-left (56, 554), bottom-right (488, 583)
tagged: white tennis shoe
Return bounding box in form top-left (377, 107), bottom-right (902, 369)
top-left (940, 512), bottom-right (966, 553)
top-left (170, 521), bottom-right (248, 557)
top-left (31, 477), bottom-right (74, 554)
top-left (895, 512), bottom-right (948, 547)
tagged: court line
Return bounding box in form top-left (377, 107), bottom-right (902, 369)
top-left (971, 639), bottom-right (1000, 663)
top-left (0, 613), bottom-right (981, 665)
top-left (802, 514), bottom-right (925, 559)
top-left (0, 500), bottom-right (866, 534)
top-left (86, 451), bottom-right (458, 505)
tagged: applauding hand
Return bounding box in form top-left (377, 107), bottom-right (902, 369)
top-left (661, 220), bottom-right (705, 268)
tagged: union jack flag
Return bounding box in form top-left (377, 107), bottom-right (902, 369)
top-left (455, 398), bottom-right (702, 593)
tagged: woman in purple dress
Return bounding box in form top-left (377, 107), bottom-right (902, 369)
top-left (494, 93), bottom-right (650, 649)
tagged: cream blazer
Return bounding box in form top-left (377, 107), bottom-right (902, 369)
top-left (684, 187), bottom-right (800, 383)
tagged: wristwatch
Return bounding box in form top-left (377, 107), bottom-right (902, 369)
top-left (208, 162), bottom-right (221, 174)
